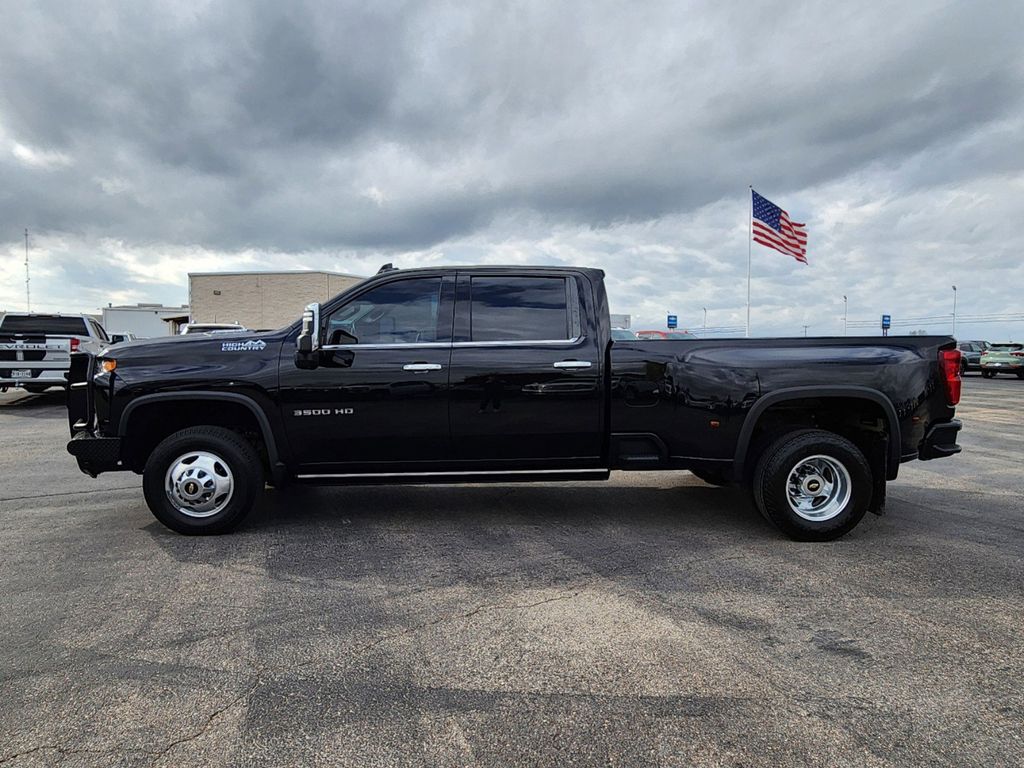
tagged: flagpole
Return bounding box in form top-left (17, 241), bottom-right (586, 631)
top-left (746, 186), bottom-right (752, 338)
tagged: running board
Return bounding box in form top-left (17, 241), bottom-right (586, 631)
top-left (294, 468), bottom-right (611, 485)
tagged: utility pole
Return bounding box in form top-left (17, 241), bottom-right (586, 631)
top-left (24, 228), bottom-right (31, 312)
top-left (702, 307), bottom-right (707, 334)
top-left (843, 295), bottom-right (848, 337)
top-left (802, 325), bottom-right (810, 338)
top-left (952, 285), bottom-right (957, 338)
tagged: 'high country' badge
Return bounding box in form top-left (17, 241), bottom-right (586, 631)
top-left (221, 340), bottom-right (267, 352)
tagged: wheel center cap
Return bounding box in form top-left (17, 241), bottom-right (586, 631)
top-left (182, 480), bottom-right (201, 497)
top-left (802, 476), bottom-right (824, 495)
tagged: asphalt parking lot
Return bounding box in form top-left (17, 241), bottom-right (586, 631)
top-left (0, 377), bottom-right (1021, 767)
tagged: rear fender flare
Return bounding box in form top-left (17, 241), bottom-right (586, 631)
top-left (733, 386), bottom-right (901, 480)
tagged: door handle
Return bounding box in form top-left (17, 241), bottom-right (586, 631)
top-left (553, 360), bottom-right (592, 369)
top-left (403, 363), bottom-right (443, 372)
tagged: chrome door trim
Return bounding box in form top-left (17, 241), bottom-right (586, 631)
top-left (552, 360), bottom-right (592, 369)
top-left (403, 363), bottom-right (443, 371)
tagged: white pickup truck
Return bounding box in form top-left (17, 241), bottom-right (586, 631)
top-left (0, 313), bottom-right (109, 393)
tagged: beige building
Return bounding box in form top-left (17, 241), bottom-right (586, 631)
top-left (188, 270), bottom-right (365, 330)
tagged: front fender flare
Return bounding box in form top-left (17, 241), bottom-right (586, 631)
top-left (118, 391), bottom-right (286, 482)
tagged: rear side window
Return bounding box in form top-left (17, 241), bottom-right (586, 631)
top-left (470, 277), bottom-right (572, 342)
top-left (89, 319), bottom-right (109, 341)
top-left (0, 315), bottom-right (88, 335)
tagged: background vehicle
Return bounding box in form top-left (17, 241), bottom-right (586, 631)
top-left (611, 328), bottom-right (638, 340)
top-left (635, 330), bottom-right (698, 340)
top-left (1, 313), bottom-right (108, 393)
top-left (957, 340), bottom-right (989, 373)
top-left (67, 266), bottom-right (962, 542)
top-left (980, 343), bottom-right (1024, 378)
top-left (109, 332), bottom-right (140, 344)
top-left (179, 322), bottom-right (248, 335)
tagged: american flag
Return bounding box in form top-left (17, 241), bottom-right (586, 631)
top-left (751, 189), bottom-right (808, 264)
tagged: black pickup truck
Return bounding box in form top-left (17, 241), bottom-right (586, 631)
top-left (66, 265), bottom-right (963, 540)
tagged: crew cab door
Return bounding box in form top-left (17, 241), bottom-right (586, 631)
top-left (278, 274), bottom-right (455, 473)
top-left (447, 272), bottom-right (604, 468)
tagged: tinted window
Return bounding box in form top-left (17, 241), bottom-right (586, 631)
top-left (89, 320), bottom-right (109, 341)
top-left (326, 278), bottom-right (442, 344)
top-left (0, 315), bottom-right (88, 335)
top-left (470, 277), bottom-right (569, 342)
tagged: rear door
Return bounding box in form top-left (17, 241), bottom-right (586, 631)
top-left (447, 271), bottom-right (604, 469)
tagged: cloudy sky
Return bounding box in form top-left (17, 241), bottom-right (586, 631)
top-left (2, 0), bottom-right (1022, 337)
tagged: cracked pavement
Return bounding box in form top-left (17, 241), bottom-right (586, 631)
top-left (0, 379), bottom-right (1021, 766)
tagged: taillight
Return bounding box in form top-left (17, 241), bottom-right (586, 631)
top-left (70, 337), bottom-right (80, 353)
top-left (940, 348), bottom-right (961, 406)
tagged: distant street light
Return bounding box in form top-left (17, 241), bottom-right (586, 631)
top-left (802, 325), bottom-right (810, 338)
top-left (843, 295), bottom-right (848, 337)
top-left (952, 285), bottom-right (958, 338)
top-left (702, 307), bottom-right (707, 333)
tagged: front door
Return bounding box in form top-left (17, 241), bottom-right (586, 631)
top-left (279, 274), bottom-right (455, 473)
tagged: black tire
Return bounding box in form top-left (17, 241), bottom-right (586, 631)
top-left (981, 370), bottom-right (995, 378)
top-left (143, 426), bottom-right (263, 535)
top-left (752, 429), bottom-right (872, 542)
top-left (691, 467), bottom-right (731, 486)
top-left (1016, 372), bottom-right (1024, 380)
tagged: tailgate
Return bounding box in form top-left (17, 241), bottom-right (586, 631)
top-left (67, 352), bottom-right (96, 435)
top-left (0, 334), bottom-right (72, 380)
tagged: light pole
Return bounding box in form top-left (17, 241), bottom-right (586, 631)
top-left (843, 295), bottom-right (848, 337)
top-left (702, 307), bottom-right (707, 334)
top-left (952, 285), bottom-right (957, 338)
top-left (802, 325), bottom-right (810, 338)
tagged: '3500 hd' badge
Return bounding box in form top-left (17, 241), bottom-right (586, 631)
top-left (221, 339), bottom-right (267, 351)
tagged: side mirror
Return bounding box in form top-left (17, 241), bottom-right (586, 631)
top-left (296, 302), bottom-right (320, 354)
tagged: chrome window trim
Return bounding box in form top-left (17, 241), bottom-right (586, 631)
top-left (320, 341), bottom-right (452, 351)
top-left (452, 336), bottom-right (583, 348)
top-left (319, 336), bottom-right (585, 351)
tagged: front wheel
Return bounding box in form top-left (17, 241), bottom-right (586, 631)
top-left (143, 426), bottom-right (263, 535)
top-left (752, 429), bottom-right (872, 541)
top-left (981, 370), bottom-right (995, 378)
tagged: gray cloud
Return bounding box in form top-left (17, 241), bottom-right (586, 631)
top-left (1, 0), bottom-right (1023, 337)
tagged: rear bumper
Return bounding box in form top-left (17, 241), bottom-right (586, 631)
top-left (67, 431), bottom-right (124, 476)
top-left (0, 368), bottom-right (69, 386)
top-left (918, 419), bottom-right (962, 461)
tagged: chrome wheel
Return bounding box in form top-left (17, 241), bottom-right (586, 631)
top-left (785, 454), bottom-right (852, 522)
top-left (165, 450), bottom-right (234, 518)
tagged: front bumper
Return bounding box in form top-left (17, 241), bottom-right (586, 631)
top-left (66, 351), bottom-right (123, 476)
top-left (67, 431), bottom-right (123, 476)
top-left (918, 419), bottom-right (962, 461)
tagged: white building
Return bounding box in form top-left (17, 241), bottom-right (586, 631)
top-left (101, 304), bottom-right (190, 338)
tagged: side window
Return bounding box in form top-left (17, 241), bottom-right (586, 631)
top-left (89, 320), bottom-right (109, 341)
top-left (470, 276), bottom-right (572, 342)
top-left (325, 278), bottom-right (442, 345)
